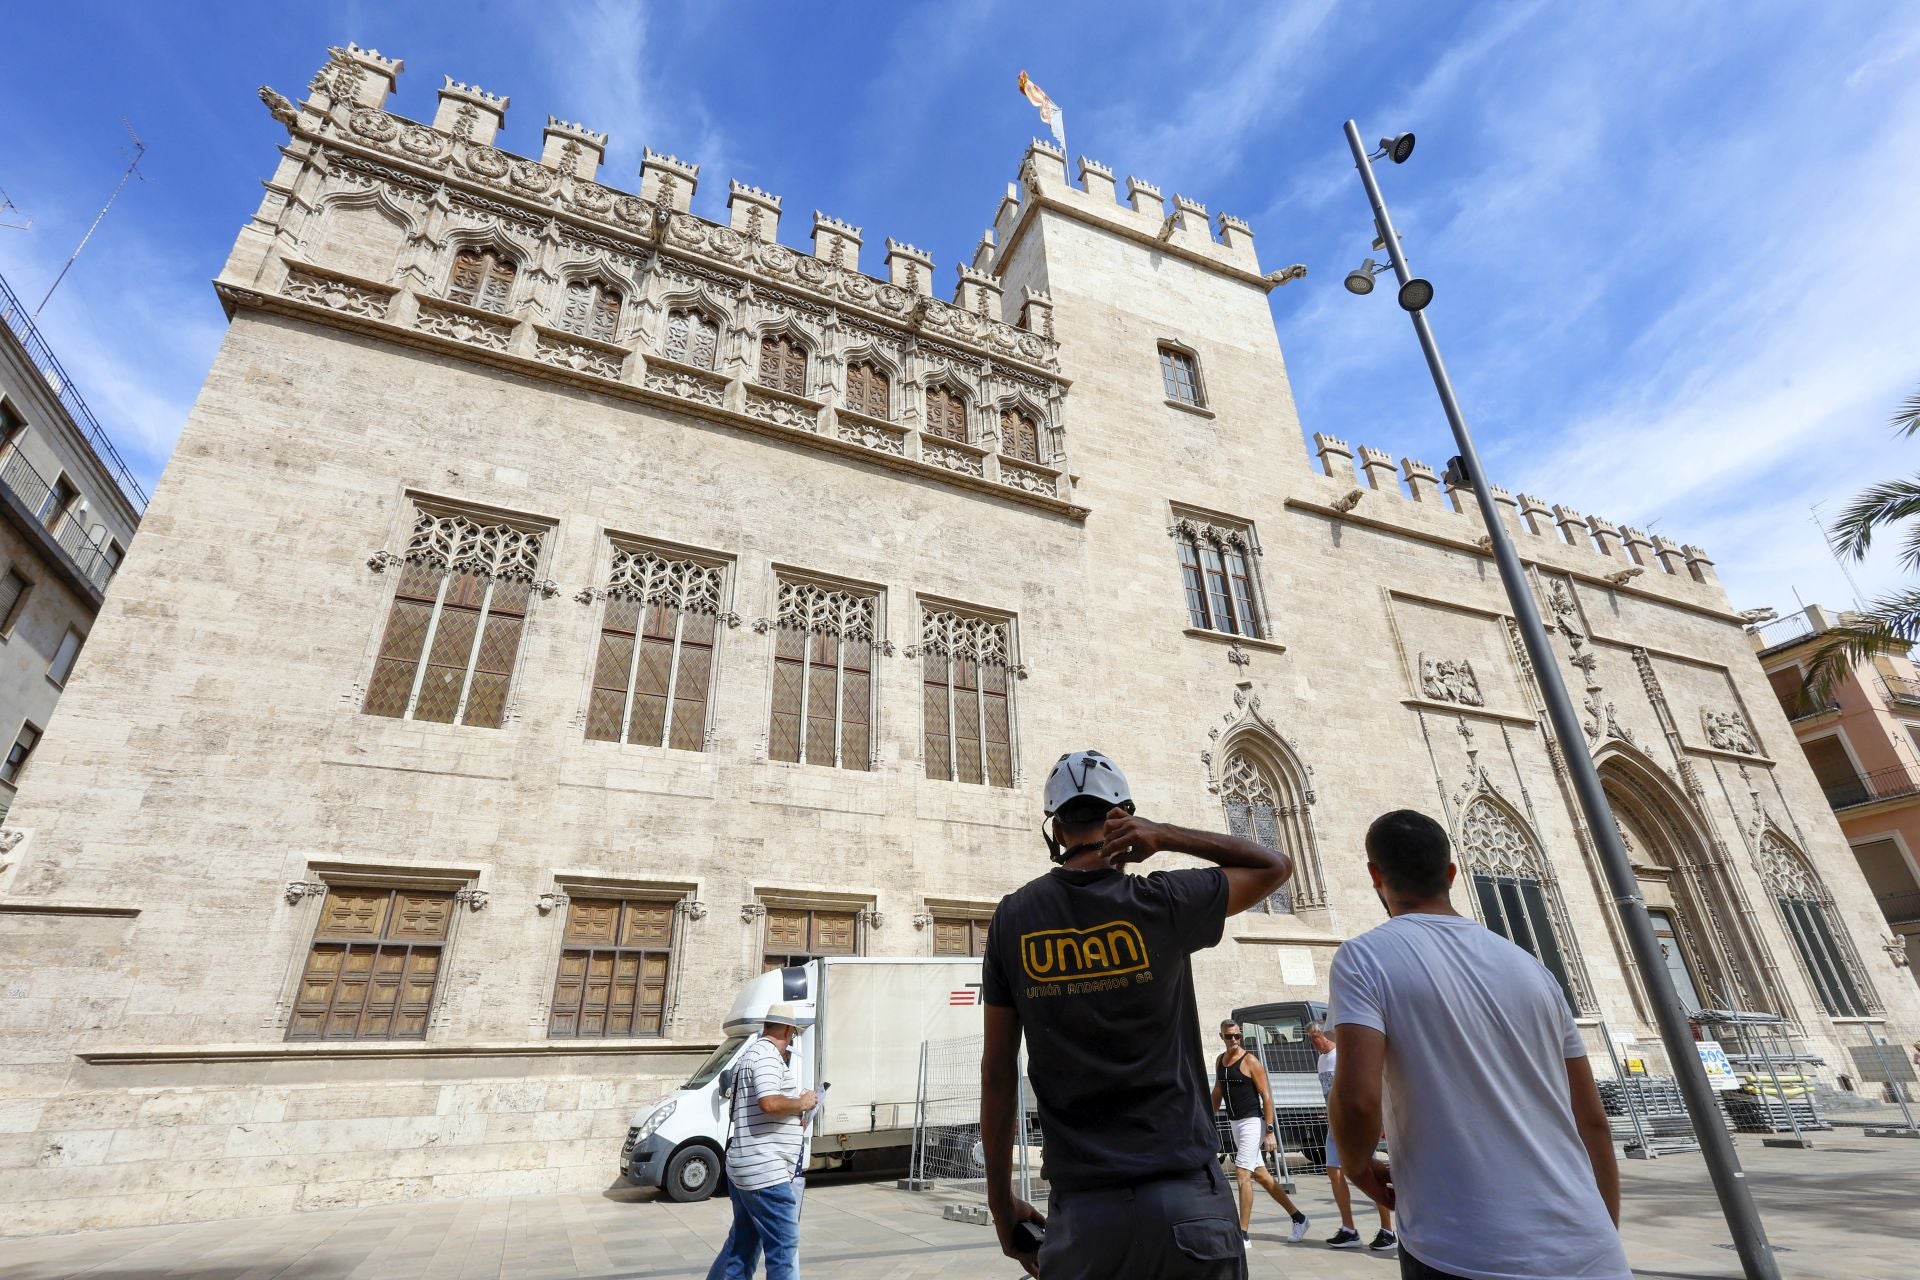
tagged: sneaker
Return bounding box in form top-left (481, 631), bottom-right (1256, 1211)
top-left (1370, 1229), bottom-right (1398, 1252)
top-left (1327, 1226), bottom-right (1363, 1249)
top-left (1288, 1215), bottom-right (1310, 1243)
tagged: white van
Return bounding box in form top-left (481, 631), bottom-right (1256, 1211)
top-left (621, 956), bottom-right (985, 1200)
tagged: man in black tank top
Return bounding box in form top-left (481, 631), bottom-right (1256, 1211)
top-left (1212, 1020), bottom-right (1309, 1250)
top-left (980, 750), bottom-right (1293, 1279)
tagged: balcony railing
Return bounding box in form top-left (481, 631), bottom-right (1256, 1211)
top-left (1778, 691), bottom-right (1841, 722)
top-left (0, 271), bottom-right (148, 512)
top-left (1825, 765), bottom-right (1920, 810)
top-left (0, 447), bottom-right (117, 590)
top-left (1753, 609), bottom-right (1819, 650)
top-left (1879, 888), bottom-right (1920, 927)
top-left (1882, 674), bottom-right (1920, 707)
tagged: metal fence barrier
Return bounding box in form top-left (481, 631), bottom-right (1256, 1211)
top-left (904, 1034), bottom-right (1042, 1211)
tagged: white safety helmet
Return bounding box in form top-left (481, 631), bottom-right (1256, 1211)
top-left (1043, 750), bottom-right (1133, 818)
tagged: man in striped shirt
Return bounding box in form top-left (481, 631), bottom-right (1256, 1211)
top-left (706, 1003), bottom-right (816, 1280)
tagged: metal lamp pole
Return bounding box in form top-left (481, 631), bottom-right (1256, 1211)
top-left (1342, 118), bottom-right (1780, 1280)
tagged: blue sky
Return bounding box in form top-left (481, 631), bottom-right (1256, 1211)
top-left (3, 2), bottom-right (1918, 615)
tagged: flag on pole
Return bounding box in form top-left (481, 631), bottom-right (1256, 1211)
top-left (1017, 70), bottom-right (1066, 149)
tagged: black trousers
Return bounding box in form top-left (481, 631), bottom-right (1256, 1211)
top-left (1040, 1165), bottom-right (1246, 1280)
top-left (1400, 1244), bottom-right (1472, 1280)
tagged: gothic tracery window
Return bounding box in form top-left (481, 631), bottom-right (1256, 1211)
top-left (1758, 831), bottom-right (1872, 1017)
top-left (447, 247), bottom-right (518, 313)
top-left (663, 309), bottom-right (720, 369)
top-left (845, 361), bottom-right (891, 420)
top-left (769, 579), bottom-right (876, 771)
top-left (758, 333), bottom-right (808, 396)
top-left (560, 279), bottom-right (622, 342)
top-left (999, 407), bottom-right (1042, 464)
top-left (921, 608), bottom-right (1015, 787)
top-left (364, 510), bottom-right (544, 729)
top-left (1219, 753), bottom-right (1293, 914)
top-left (1175, 521), bottom-right (1263, 638)
top-left (586, 548), bottom-right (726, 751)
top-left (1460, 799), bottom-right (1579, 1012)
top-left (924, 386), bottom-right (969, 442)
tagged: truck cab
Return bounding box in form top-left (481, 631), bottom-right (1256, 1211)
top-left (622, 956), bottom-right (983, 1201)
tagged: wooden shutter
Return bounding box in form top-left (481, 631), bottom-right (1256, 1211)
top-left (289, 887), bottom-right (451, 1042)
top-left (587, 597), bottom-right (640, 742)
top-left (999, 409), bottom-right (1040, 463)
top-left (549, 898), bottom-right (675, 1040)
top-left (480, 255), bottom-right (515, 312)
top-left (766, 907), bottom-right (808, 955)
top-left (923, 651), bottom-right (953, 780)
top-left (591, 288), bottom-right (621, 341)
top-left (847, 362), bottom-right (890, 419)
top-left (0, 569), bottom-right (25, 629)
top-left (759, 335), bottom-right (807, 395)
top-left (935, 917), bottom-right (990, 957)
top-left (448, 250), bottom-right (486, 306)
top-left (770, 627), bottom-right (805, 762)
top-left (812, 910), bottom-right (856, 955)
top-left (925, 387), bottom-right (968, 441)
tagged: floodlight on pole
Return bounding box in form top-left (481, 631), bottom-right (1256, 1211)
top-left (1341, 117), bottom-right (1783, 1280)
top-left (1344, 258), bottom-right (1386, 295)
top-left (1369, 132), bottom-right (1416, 164)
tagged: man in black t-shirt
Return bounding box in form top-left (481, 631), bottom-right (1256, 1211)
top-left (981, 750), bottom-right (1293, 1279)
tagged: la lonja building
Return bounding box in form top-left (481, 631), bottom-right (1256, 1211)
top-left (0, 44), bottom-right (1911, 1232)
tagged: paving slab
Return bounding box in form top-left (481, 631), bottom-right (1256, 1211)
top-left (7, 1134), bottom-right (1913, 1278)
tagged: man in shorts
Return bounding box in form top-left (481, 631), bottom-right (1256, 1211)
top-left (1306, 1021), bottom-right (1394, 1252)
top-left (1211, 1020), bottom-right (1309, 1250)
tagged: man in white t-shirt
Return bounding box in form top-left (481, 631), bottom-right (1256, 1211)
top-left (1327, 810), bottom-right (1629, 1280)
top-left (707, 1003), bottom-right (816, 1280)
top-left (1305, 1021), bottom-right (1393, 1252)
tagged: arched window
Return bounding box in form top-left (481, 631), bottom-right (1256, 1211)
top-left (561, 280), bottom-right (622, 341)
top-left (447, 247), bottom-right (517, 313)
top-left (1758, 832), bottom-right (1872, 1017)
top-left (1177, 528), bottom-right (1261, 638)
top-left (758, 333), bottom-right (808, 395)
top-left (924, 386), bottom-right (969, 442)
top-left (663, 309), bottom-right (720, 369)
top-left (999, 407), bottom-right (1041, 464)
top-left (1219, 752), bottom-right (1293, 913)
top-left (845, 361), bottom-right (891, 420)
top-left (1460, 799), bottom-right (1579, 1012)
top-left (1159, 344), bottom-right (1203, 405)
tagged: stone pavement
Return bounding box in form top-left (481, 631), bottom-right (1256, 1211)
top-left (9, 1131), bottom-right (1916, 1279)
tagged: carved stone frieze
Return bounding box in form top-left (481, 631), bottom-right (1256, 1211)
top-left (836, 413), bottom-right (906, 456)
top-left (642, 363), bottom-right (727, 407)
top-left (998, 457), bottom-right (1059, 497)
top-left (1419, 655), bottom-right (1485, 707)
top-left (1701, 709), bottom-right (1759, 755)
top-left (923, 441), bottom-right (985, 478)
top-left (282, 267), bottom-right (393, 319)
top-left (533, 333), bottom-right (621, 379)
top-left (743, 390), bottom-right (819, 431)
top-left (413, 300), bottom-right (515, 351)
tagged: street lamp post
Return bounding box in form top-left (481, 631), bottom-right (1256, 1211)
top-left (1341, 118), bottom-right (1781, 1280)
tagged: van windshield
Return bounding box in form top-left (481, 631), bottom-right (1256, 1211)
top-left (686, 1034), bottom-right (750, 1089)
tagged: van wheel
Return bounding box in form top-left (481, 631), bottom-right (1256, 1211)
top-left (663, 1145), bottom-right (722, 1202)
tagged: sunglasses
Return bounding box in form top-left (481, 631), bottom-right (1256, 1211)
top-left (1222, 1032), bottom-right (1242, 1040)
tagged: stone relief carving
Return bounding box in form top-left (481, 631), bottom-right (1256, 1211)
top-left (1420, 655), bottom-right (1485, 707)
top-left (281, 267), bottom-right (393, 319)
top-left (532, 333), bottom-right (621, 379)
top-left (1701, 709), bottom-right (1759, 755)
top-left (922, 442), bottom-right (985, 478)
top-left (414, 301), bottom-right (514, 351)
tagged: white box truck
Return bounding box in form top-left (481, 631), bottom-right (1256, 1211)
top-left (621, 956), bottom-right (985, 1201)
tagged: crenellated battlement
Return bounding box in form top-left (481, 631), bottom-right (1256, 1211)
top-left (1310, 433), bottom-right (1719, 589)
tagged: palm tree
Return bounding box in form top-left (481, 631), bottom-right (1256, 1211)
top-left (1802, 387), bottom-right (1920, 696)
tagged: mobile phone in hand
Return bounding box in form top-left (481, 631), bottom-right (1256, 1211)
top-left (1012, 1221), bottom-right (1045, 1254)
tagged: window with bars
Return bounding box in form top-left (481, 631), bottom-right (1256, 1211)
top-left (933, 916), bottom-right (990, 957)
top-left (1, 721), bottom-right (40, 786)
top-left (662, 309), bottom-right (721, 369)
top-left (845, 361), bottom-right (892, 420)
top-left (763, 906), bottom-right (859, 971)
top-left (560, 279), bottom-right (622, 341)
top-left (1460, 799), bottom-right (1580, 1012)
top-left (920, 608), bottom-right (1014, 787)
top-left (924, 386), bottom-right (970, 442)
top-left (1159, 345), bottom-right (1203, 405)
top-left (758, 333), bottom-right (808, 396)
top-left (586, 547), bottom-right (725, 751)
top-left (1219, 752), bottom-right (1293, 913)
top-left (1174, 519), bottom-right (1263, 638)
top-left (769, 579), bottom-right (876, 771)
top-left (999, 407), bottom-right (1042, 464)
top-left (288, 886), bottom-right (453, 1040)
top-left (446, 247), bottom-right (518, 313)
top-left (548, 897), bottom-right (674, 1038)
top-left (363, 510), bottom-right (546, 730)
top-left (1759, 832), bottom-right (1872, 1017)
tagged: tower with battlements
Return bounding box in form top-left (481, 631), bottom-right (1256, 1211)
top-left (0, 44), bottom-right (1911, 1232)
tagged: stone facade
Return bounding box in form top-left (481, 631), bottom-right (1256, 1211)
top-left (0, 44), bottom-right (1914, 1234)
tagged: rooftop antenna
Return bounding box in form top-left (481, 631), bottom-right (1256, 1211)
top-left (34, 118), bottom-right (146, 319)
top-left (1808, 501), bottom-right (1865, 611)
top-left (0, 186), bottom-right (29, 231)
